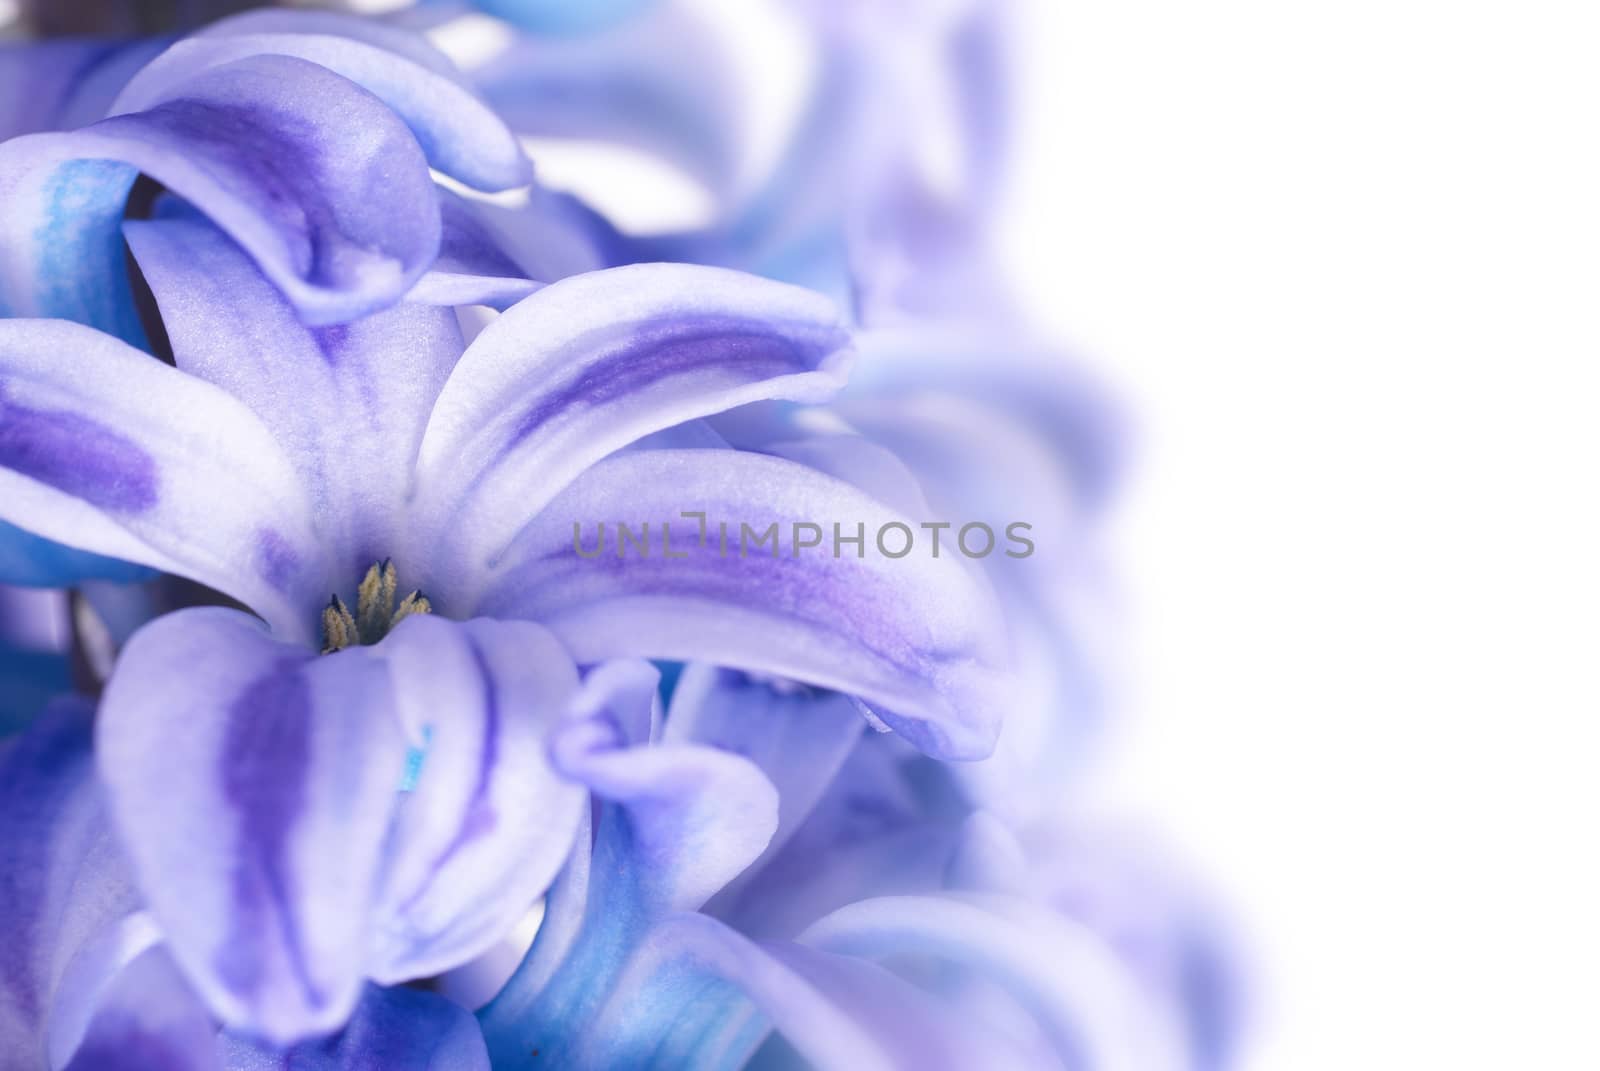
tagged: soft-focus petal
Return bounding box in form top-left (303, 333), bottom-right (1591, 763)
top-left (0, 54), bottom-right (441, 331)
top-left (470, 2), bottom-right (737, 200)
top-left (409, 263), bottom-right (852, 602)
top-left (0, 318), bottom-right (327, 641)
top-left (482, 448), bottom-right (1010, 759)
top-left (0, 39), bottom-right (168, 141)
top-left (97, 608), bottom-right (408, 1043)
top-left (117, 11), bottom-right (531, 192)
top-left (126, 211), bottom-right (463, 583)
top-left (62, 947), bottom-right (220, 1071)
top-left (799, 894), bottom-right (1190, 1071)
top-left (475, 0), bottom-right (657, 35)
top-left (664, 665), bottom-right (864, 883)
top-left (367, 615), bottom-right (586, 984)
top-left (0, 697), bottom-right (142, 1066)
top-left (219, 984), bottom-right (489, 1071)
top-left (713, 731), bottom-right (964, 939)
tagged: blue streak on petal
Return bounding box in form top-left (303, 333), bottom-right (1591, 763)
top-left (33, 159), bottom-right (146, 347)
top-left (398, 725), bottom-right (433, 794)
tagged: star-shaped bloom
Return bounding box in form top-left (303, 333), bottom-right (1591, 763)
top-left (0, 209), bottom-right (1007, 1042)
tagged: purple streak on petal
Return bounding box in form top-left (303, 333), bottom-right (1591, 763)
top-left (123, 11), bottom-right (531, 192)
top-left (98, 608), bottom-right (408, 1043)
top-left (0, 387), bottom-right (158, 512)
top-left (508, 317), bottom-right (846, 450)
top-left (213, 660), bottom-right (318, 1011)
top-left (482, 449), bottom-right (1009, 760)
top-left (0, 319), bottom-right (327, 640)
top-left (410, 263), bottom-right (852, 598)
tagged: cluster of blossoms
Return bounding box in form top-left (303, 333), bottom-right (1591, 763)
top-left (0, 2), bottom-right (1241, 1069)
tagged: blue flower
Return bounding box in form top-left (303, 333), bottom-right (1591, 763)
top-left (0, 11), bottom-right (551, 588)
top-left (0, 208), bottom-right (1008, 1042)
top-left (0, 697), bottom-right (494, 1069)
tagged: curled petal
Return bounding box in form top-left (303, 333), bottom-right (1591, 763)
top-left (410, 263), bottom-right (852, 601)
top-left (664, 665), bottom-right (864, 884)
top-left (0, 319), bottom-right (326, 642)
top-left (117, 11), bottom-right (531, 192)
top-left (483, 449), bottom-right (1011, 759)
top-left (0, 54), bottom-right (441, 330)
top-left (97, 609), bottom-right (408, 1044)
top-left (550, 666), bottom-right (778, 916)
top-left (480, 676), bottom-right (777, 1059)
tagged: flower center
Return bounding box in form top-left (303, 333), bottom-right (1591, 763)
top-left (321, 559), bottom-right (432, 654)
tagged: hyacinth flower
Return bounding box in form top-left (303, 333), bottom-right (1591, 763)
top-left (0, 696), bottom-right (497, 1069)
top-left (467, 660), bottom-right (1232, 1071)
top-left (0, 10), bottom-right (593, 587)
top-left (0, 205), bottom-right (1007, 1041)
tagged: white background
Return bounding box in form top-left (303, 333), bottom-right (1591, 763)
top-left (1001, 2), bottom-right (1600, 1068)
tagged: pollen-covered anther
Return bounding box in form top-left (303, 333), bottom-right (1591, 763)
top-left (321, 560), bottom-right (432, 654)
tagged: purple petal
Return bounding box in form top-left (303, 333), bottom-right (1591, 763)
top-left (0, 53), bottom-right (440, 329)
top-left (118, 11), bottom-right (531, 192)
top-left (97, 609), bottom-right (409, 1044)
top-left (62, 947), bottom-right (220, 1071)
top-left (0, 698), bottom-right (142, 1066)
top-left (664, 666), bottom-right (864, 890)
top-left (480, 448), bottom-right (1011, 760)
top-left (0, 319), bottom-right (327, 642)
top-left (0, 40), bottom-right (168, 141)
top-left (366, 616), bottom-right (587, 984)
top-left (219, 984), bottom-right (488, 1071)
top-left (480, 670), bottom-right (777, 1059)
top-left (800, 894), bottom-right (1189, 1070)
top-left (409, 263), bottom-right (852, 604)
top-left (125, 211), bottom-right (462, 584)
top-left (405, 189), bottom-right (541, 311)
top-left (549, 663), bottom-right (778, 915)
top-left (713, 731), bottom-right (963, 940)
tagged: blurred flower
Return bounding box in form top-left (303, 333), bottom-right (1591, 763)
top-left (473, 662), bottom-right (1241, 1071)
